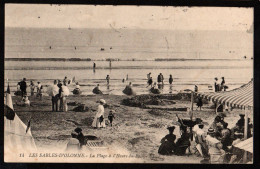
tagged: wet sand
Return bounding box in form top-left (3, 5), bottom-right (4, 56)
top-left (12, 93), bottom-right (252, 163)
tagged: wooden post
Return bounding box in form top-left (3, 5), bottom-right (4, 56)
top-left (215, 102), bottom-right (218, 114)
top-left (191, 92), bottom-right (194, 111)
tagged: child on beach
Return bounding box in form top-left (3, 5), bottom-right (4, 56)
top-left (108, 110), bottom-right (115, 126)
top-left (30, 81), bottom-right (35, 96)
top-left (36, 82), bottom-right (43, 100)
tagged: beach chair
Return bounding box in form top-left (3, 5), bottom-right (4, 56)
top-left (86, 140), bottom-right (109, 151)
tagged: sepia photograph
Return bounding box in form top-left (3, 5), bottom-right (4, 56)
top-left (4, 4), bottom-right (253, 163)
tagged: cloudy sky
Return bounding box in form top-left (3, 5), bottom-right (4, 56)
top-left (5, 4), bottom-right (253, 32)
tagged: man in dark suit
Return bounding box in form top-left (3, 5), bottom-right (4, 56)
top-left (19, 78), bottom-right (27, 97)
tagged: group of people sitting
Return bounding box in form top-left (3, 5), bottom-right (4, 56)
top-left (194, 113), bottom-right (253, 163)
top-left (158, 113), bottom-right (253, 164)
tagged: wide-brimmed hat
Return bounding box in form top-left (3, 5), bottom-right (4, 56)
top-left (74, 127), bottom-right (82, 133)
top-left (100, 99), bottom-right (106, 104)
top-left (167, 125), bottom-right (175, 131)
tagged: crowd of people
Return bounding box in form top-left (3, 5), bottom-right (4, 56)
top-left (158, 112), bottom-right (253, 164)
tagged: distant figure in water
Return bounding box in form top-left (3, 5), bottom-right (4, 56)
top-left (106, 75), bottom-right (110, 85)
top-left (123, 82), bottom-right (136, 95)
top-left (158, 126), bottom-right (176, 155)
top-left (108, 110), bottom-right (115, 126)
top-left (147, 72), bottom-right (151, 80)
top-left (93, 62), bottom-right (96, 69)
top-left (93, 84), bottom-right (103, 94)
top-left (109, 60), bottom-right (112, 68)
top-left (126, 74), bottom-right (128, 81)
top-left (194, 85), bottom-right (198, 92)
top-left (150, 82), bottom-right (160, 94)
top-left (49, 46), bottom-right (52, 49)
top-left (122, 78), bottom-right (126, 83)
top-left (147, 77), bottom-right (153, 88)
top-left (169, 74), bottom-right (173, 85)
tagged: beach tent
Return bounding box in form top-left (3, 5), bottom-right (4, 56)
top-left (191, 79), bottom-right (253, 163)
top-left (4, 83), bottom-right (37, 161)
top-left (192, 79), bottom-right (253, 139)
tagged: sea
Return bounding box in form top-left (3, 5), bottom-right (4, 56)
top-left (4, 28), bottom-right (253, 95)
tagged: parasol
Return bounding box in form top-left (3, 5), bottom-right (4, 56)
top-left (46, 85), bottom-right (59, 97)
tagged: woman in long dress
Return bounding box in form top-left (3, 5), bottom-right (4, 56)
top-left (92, 99), bottom-right (106, 128)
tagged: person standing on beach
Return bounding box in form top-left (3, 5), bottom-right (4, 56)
top-left (169, 74), bottom-right (173, 85)
top-left (106, 75), bottom-right (110, 85)
top-left (92, 99), bottom-right (106, 128)
top-left (57, 82), bottom-right (63, 111)
top-left (52, 80), bottom-right (59, 112)
top-left (194, 85), bottom-right (198, 92)
top-left (29, 81), bottom-right (35, 96)
top-left (20, 78), bottom-right (27, 98)
top-left (214, 78), bottom-right (220, 92)
top-left (161, 73), bottom-right (164, 84)
top-left (109, 60), bottom-right (112, 68)
top-left (126, 74), bottom-right (128, 81)
top-left (221, 77), bottom-right (226, 91)
top-left (63, 76), bottom-right (68, 86)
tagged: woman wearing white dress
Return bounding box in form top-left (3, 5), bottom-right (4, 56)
top-left (92, 99), bottom-right (106, 128)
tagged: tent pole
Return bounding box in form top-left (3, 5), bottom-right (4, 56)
top-left (215, 102), bottom-right (218, 114)
top-left (191, 92), bottom-right (194, 111)
top-left (243, 107), bottom-right (248, 163)
top-left (244, 108), bottom-right (248, 139)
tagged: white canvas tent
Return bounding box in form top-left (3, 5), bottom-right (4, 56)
top-left (4, 84), bottom-right (37, 161)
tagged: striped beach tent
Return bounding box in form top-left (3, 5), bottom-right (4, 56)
top-left (195, 79), bottom-right (253, 110)
top-left (4, 83), bottom-right (37, 162)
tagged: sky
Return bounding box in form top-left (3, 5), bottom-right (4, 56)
top-left (5, 4), bottom-right (253, 32)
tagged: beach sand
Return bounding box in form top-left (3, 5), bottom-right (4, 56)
top-left (11, 93), bottom-right (252, 163)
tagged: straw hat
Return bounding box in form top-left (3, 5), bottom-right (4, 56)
top-left (100, 99), bottom-right (106, 104)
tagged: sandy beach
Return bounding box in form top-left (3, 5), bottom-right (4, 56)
top-left (11, 92), bottom-right (252, 163)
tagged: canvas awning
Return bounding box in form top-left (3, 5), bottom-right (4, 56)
top-left (195, 79), bottom-right (253, 110)
top-left (233, 137), bottom-right (253, 154)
